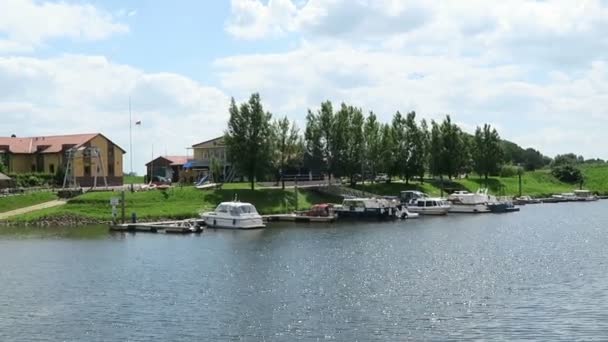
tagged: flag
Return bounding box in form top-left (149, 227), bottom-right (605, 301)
top-left (135, 120), bottom-right (141, 125)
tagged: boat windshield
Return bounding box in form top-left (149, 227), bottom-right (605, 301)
top-left (230, 205), bottom-right (259, 216)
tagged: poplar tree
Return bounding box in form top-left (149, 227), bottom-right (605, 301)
top-left (273, 116), bottom-right (301, 189)
top-left (472, 124), bottom-right (504, 183)
top-left (225, 94), bottom-right (273, 190)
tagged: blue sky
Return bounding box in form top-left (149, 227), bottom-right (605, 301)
top-left (1, 0), bottom-right (608, 174)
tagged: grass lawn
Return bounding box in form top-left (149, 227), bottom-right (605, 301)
top-left (123, 175), bottom-right (145, 184)
top-left (10, 185), bottom-right (341, 223)
top-left (354, 166), bottom-right (608, 198)
top-left (0, 192), bottom-right (58, 213)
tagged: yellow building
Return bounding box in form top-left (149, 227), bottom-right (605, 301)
top-left (187, 136), bottom-right (235, 182)
top-left (0, 133), bottom-right (125, 186)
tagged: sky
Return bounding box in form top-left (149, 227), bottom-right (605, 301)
top-left (1, 0), bottom-right (607, 175)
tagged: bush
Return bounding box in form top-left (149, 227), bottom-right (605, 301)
top-left (499, 165), bottom-right (521, 177)
top-left (551, 164), bottom-right (583, 184)
top-left (8, 173), bottom-right (56, 188)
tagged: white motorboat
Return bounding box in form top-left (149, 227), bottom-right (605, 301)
top-left (447, 189), bottom-right (495, 213)
top-left (407, 197), bottom-right (451, 215)
top-left (574, 190), bottom-right (598, 202)
top-left (200, 201), bottom-right (265, 229)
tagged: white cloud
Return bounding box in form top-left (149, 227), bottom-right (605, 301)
top-left (219, 0), bottom-right (608, 159)
top-left (0, 55), bottom-right (230, 174)
top-left (215, 43), bottom-right (608, 159)
top-left (226, 0), bottom-right (298, 39)
top-left (0, 0), bottom-right (128, 53)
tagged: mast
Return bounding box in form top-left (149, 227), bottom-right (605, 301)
top-left (129, 96), bottom-right (133, 176)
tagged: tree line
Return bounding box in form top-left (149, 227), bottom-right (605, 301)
top-left (225, 93), bottom-right (554, 190)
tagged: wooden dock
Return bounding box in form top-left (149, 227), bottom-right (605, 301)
top-left (109, 219), bottom-right (205, 234)
top-left (263, 214), bottom-right (336, 223)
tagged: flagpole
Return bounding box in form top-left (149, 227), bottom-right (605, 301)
top-left (129, 96), bottom-right (133, 177)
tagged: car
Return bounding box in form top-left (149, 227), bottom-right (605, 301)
top-left (375, 173), bottom-right (389, 182)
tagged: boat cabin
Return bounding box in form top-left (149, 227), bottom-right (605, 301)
top-left (214, 202), bottom-right (259, 216)
top-left (400, 190), bottom-right (428, 204)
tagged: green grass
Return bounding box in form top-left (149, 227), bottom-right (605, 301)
top-left (355, 165), bottom-right (608, 198)
top-left (0, 192), bottom-right (58, 213)
top-left (10, 186), bottom-right (340, 223)
top-left (123, 175), bottom-right (145, 184)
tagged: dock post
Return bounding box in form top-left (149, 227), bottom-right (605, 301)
top-left (121, 190), bottom-right (126, 224)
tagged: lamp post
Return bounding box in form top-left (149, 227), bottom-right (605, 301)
top-left (517, 164), bottom-right (523, 197)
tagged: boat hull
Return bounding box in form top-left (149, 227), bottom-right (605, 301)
top-left (336, 208), bottom-right (396, 220)
top-left (448, 204), bottom-right (490, 213)
top-left (202, 215), bottom-right (265, 229)
top-left (407, 206), bottom-right (450, 215)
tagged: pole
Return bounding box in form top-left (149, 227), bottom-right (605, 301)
top-left (518, 172), bottom-right (522, 197)
top-left (129, 96), bottom-right (133, 178)
top-left (295, 175), bottom-right (298, 211)
top-left (121, 190), bottom-right (126, 224)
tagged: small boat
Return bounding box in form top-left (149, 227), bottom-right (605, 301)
top-left (447, 189), bottom-right (493, 213)
top-left (573, 190), bottom-right (598, 202)
top-left (513, 195), bottom-right (541, 205)
top-left (295, 204), bottom-right (337, 222)
top-left (335, 197), bottom-right (398, 220)
top-left (200, 201), bottom-right (265, 229)
top-left (407, 197), bottom-right (451, 215)
top-left (488, 201), bottom-right (520, 213)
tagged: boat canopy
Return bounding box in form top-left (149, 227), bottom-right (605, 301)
top-left (215, 202), bottom-right (259, 216)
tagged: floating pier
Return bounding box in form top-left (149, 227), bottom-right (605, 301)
top-left (263, 214), bottom-right (336, 223)
top-left (109, 219), bottom-right (205, 234)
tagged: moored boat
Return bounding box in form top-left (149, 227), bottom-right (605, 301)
top-left (407, 197), bottom-right (451, 215)
top-left (335, 197), bottom-right (398, 220)
top-left (573, 190), bottom-right (598, 202)
top-left (200, 201), bottom-right (265, 229)
top-left (446, 189), bottom-right (493, 213)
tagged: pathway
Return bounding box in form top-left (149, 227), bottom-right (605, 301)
top-left (0, 200), bottom-right (66, 220)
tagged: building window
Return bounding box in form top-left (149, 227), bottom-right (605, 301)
top-left (49, 164), bottom-right (55, 174)
top-left (84, 165), bottom-right (91, 176)
top-left (31, 164), bottom-right (36, 172)
top-left (108, 164), bottom-right (114, 176)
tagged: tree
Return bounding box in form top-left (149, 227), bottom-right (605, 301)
top-left (439, 115), bottom-right (465, 179)
top-left (272, 116), bottom-right (301, 189)
top-left (521, 148), bottom-right (547, 171)
top-left (472, 124), bottom-right (504, 182)
top-left (551, 164), bottom-right (583, 184)
top-left (210, 157), bottom-right (223, 183)
top-left (428, 120), bottom-right (443, 178)
top-left (345, 106), bottom-right (365, 185)
top-left (553, 153), bottom-right (579, 167)
top-left (318, 101), bottom-right (335, 181)
top-left (304, 110), bottom-right (324, 174)
top-left (391, 111), bottom-right (406, 180)
top-left (402, 111), bottom-right (426, 184)
top-left (418, 119), bottom-right (429, 183)
top-left (225, 94), bottom-right (273, 190)
top-left (378, 123), bottom-right (396, 182)
top-left (363, 112), bottom-right (381, 181)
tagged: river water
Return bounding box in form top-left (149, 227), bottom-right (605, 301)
top-left (2, 201), bottom-right (608, 341)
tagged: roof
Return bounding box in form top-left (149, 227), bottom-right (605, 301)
top-left (192, 136), bottom-right (224, 148)
top-left (0, 172), bottom-right (10, 181)
top-left (145, 156), bottom-right (189, 166)
top-left (0, 133), bottom-right (126, 154)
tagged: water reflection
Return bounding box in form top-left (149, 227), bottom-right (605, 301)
top-left (1, 201), bottom-right (608, 340)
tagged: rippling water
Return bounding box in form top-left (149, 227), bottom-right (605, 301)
top-left (2, 201), bottom-right (608, 341)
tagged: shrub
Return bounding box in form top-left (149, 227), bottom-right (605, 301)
top-left (551, 164), bottom-right (583, 184)
top-left (499, 165), bottom-right (521, 177)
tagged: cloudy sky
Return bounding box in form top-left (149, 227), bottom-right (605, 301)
top-left (2, 0), bottom-right (607, 174)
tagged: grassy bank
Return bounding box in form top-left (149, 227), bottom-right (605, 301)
top-left (8, 184), bottom-right (340, 224)
top-left (354, 165), bottom-right (608, 198)
top-left (0, 192), bottom-right (58, 213)
top-left (123, 175), bottom-right (145, 184)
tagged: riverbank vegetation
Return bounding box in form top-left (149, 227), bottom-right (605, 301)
top-left (226, 93), bottom-right (602, 193)
top-left (0, 192), bottom-right (57, 213)
top-left (6, 185), bottom-right (340, 224)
